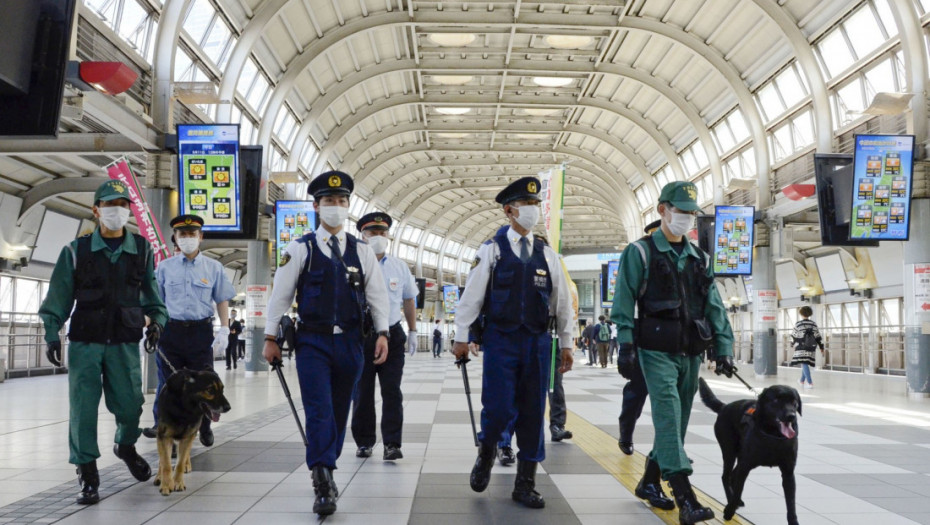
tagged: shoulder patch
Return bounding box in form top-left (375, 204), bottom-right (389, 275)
top-left (471, 256), bottom-right (481, 268)
top-left (279, 253), bottom-right (291, 267)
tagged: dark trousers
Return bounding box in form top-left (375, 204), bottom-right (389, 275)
top-left (225, 336), bottom-right (238, 369)
top-left (619, 362), bottom-right (649, 443)
top-left (478, 324), bottom-right (552, 463)
top-left (237, 340), bottom-right (245, 358)
top-left (295, 329), bottom-right (364, 470)
top-left (351, 323), bottom-right (406, 448)
top-left (432, 338), bottom-right (442, 357)
top-left (549, 345), bottom-right (567, 428)
top-left (153, 321), bottom-right (213, 429)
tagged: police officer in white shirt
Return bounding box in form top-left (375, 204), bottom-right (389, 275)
top-left (262, 171), bottom-right (390, 517)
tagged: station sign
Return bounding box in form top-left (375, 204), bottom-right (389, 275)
top-left (177, 124), bottom-right (241, 233)
top-left (712, 205), bottom-right (754, 276)
top-left (850, 134), bottom-right (914, 241)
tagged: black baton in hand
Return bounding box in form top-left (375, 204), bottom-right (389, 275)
top-left (271, 358), bottom-right (309, 447)
top-left (455, 356), bottom-right (479, 447)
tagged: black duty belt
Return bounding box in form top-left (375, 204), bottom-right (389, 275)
top-left (167, 317), bottom-right (212, 327)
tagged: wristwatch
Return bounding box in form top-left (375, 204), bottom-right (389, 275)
top-left (377, 330), bottom-right (390, 341)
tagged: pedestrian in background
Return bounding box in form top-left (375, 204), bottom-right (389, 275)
top-left (790, 305), bottom-right (823, 389)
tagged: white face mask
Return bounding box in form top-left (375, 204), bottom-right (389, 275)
top-left (366, 235), bottom-right (389, 254)
top-left (98, 206), bottom-right (130, 231)
top-left (664, 209), bottom-right (696, 237)
top-left (512, 204), bottom-right (541, 231)
top-left (319, 205), bottom-right (348, 228)
top-left (176, 236), bottom-right (201, 255)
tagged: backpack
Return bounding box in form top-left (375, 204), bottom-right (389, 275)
top-left (796, 327), bottom-right (818, 351)
top-left (597, 323), bottom-right (611, 342)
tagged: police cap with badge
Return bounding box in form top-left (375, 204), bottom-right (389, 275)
top-left (356, 212), bottom-right (392, 233)
top-left (495, 176), bottom-right (541, 205)
top-left (94, 180), bottom-right (134, 205)
top-left (170, 214), bottom-right (204, 231)
top-left (308, 170), bottom-right (354, 199)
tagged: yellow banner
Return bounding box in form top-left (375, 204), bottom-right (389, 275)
top-left (540, 166), bottom-right (565, 253)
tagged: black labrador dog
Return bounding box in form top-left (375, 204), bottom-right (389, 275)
top-left (698, 377), bottom-right (802, 525)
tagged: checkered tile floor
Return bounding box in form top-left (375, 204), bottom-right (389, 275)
top-left (1, 350), bottom-right (930, 524)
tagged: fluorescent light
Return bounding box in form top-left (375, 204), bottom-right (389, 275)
top-left (532, 76), bottom-right (573, 88)
top-left (543, 35), bottom-right (593, 49)
top-left (514, 133), bottom-right (550, 139)
top-left (435, 107), bottom-right (471, 115)
top-left (522, 108), bottom-right (561, 117)
top-left (428, 33), bottom-right (476, 47)
top-left (432, 75), bottom-right (473, 85)
top-left (434, 132), bottom-right (470, 139)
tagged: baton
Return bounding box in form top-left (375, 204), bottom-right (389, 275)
top-left (271, 358), bottom-right (309, 447)
top-left (455, 356), bottom-right (479, 447)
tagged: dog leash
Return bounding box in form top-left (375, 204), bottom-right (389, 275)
top-left (730, 369), bottom-right (758, 395)
top-left (156, 347), bottom-right (179, 376)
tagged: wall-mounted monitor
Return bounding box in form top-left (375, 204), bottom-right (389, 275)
top-left (415, 278), bottom-right (426, 309)
top-left (274, 200), bottom-right (315, 267)
top-left (712, 206), bottom-right (754, 276)
top-left (849, 134), bottom-right (914, 241)
top-left (814, 154), bottom-right (878, 247)
top-left (600, 259), bottom-right (619, 309)
top-left (814, 254), bottom-right (848, 293)
top-left (177, 124), bottom-right (241, 233)
top-left (442, 284), bottom-right (460, 314)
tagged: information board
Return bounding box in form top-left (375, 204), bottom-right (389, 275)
top-left (712, 205), bottom-right (754, 276)
top-left (177, 124), bottom-right (241, 232)
top-left (274, 200), bottom-right (315, 267)
top-left (600, 260), bottom-right (619, 308)
top-left (850, 134), bottom-right (914, 240)
top-left (442, 285), bottom-right (460, 314)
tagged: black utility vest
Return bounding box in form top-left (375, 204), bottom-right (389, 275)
top-left (483, 226), bottom-right (552, 335)
top-left (296, 232), bottom-right (367, 334)
top-left (68, 234), bottom-right (148, 344)
top-left (635, 235), bottom-right (714, 356)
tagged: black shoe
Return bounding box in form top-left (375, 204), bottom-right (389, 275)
top-left (114, 444), bottom-right (152, 482)
top-left (498, 446), bottom-right (515, 466)
top-left (383, 444), bottom-right (403, 461)
top-left (668, 473), bottom-right (714, 524)
top-left (311, 466), bottom-right (337, 516)
top-left (199, 427), bottom-right (214, 447)
top-left (512, 460), bottom-right (545, 509)
top-left (469, 442), bottom-right (496, 492)
top-left (550, 426), bottom-right (572, 442)
top-left (76, 461), bottom-right (100, 505)
top-left (226, 366), bottom-right (230, 370)
top-left (141, 426), bottom-right (157, 439)
top-left (356, 446), bottom-right (373, 458)
top-left (619, 441), bottom-right (634, 455)
top-left (634, 458), bottom-right (675, 510)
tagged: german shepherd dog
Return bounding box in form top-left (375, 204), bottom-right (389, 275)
top-left (154, 369), bottom-right (230, 495)
top-left (698, 378), bottom-right (802, 525)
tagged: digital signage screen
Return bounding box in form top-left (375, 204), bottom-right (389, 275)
top-left (274, 200), bottom-right (315, 267)
top-left (442, 285), bottom-right (460, 314)
top-left (712, 206), bottom-right (754, 276)
top-left (177, 124), bottom-right (241, 233)
top-left (849, 134), bottom-right (914, 240)
top-left (600, 260), bottom-right (619, 309)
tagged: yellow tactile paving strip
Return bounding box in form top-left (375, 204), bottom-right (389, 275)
top-left (565, 408), bottom-right (754, 525)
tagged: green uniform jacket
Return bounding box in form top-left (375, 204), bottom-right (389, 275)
top-left (39, 228), bottom-right (168, 343)
top-left (610, 228), bottom-right (734, 357)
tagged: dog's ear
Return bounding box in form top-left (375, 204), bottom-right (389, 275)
top-left (795, 389), bottom-right (802, 416)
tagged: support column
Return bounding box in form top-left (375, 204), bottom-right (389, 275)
top-left (752, 222), bottom-right (777, 376)
top-left (904, 198), bottom-right (930, 397)
top-left (245, 239), bottom-right (272, 373)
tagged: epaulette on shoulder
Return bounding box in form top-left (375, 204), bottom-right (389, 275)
top-left (482, 238), bottom-right (494, 245)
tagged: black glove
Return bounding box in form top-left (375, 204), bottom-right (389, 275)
top-left (714, 355), bottom-right (737, 378)
top-left (617, 343), bottom-right (637, 380)
top-left (144, 323), bottom-right (163, 353)
top-left (46, 341), bottom-right (62, 367)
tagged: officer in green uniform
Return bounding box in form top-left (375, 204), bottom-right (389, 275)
top-left (39, 180), bottom-right (168, 505)
top-left (612, 181), bottom-right (735, 525)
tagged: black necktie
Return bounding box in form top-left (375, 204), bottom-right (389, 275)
top-left (328, 236), bottom-right (345, 267)
top-left (519, 237), bottom-right (530, 263)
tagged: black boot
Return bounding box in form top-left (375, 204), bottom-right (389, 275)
top-left (311, 466), bottom-right (337, 516)
top-left (469, 442), bottom-right (496, 492)
top-left (76, 461), bottom-right (100, 505)
top-left (114, 444), bottom-right (152, 482)
top-left (511, 460), bottom-right (545, 509)
top-left (618, 417), bottom-right (634, 455)
top-left (634, 458), bottom-right (675, 510)
top-left (668, 473), bottom-right (714, 524)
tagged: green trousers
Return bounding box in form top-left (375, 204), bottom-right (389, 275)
top-left (639, 348), bottom-right (702, 479)
top-left (67, 341), bottom-right (144, 465)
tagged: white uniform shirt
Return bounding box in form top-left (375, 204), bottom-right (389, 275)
top-left (377, 254), bottom-right (417, 327)
top-left (454, 226), bottom-right (573, 344)
top-left (264, 225), bottom-right (390, 337)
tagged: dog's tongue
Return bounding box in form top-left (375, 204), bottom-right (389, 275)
top-left (779, 421), bottom-right (796, 439)
top-left (210, 411), bottom-right (221, 423)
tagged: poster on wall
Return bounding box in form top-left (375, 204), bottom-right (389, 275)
top-left (274, 200), bottom-right (315, 267)
top-left (246, 285), bottom-right (268, 327)
top-left (442, 285), bottom-right (460, 314)
top-left (712, 205), bottom-right (754, 276)
top-left (539, 166), bottom-right (565, 253)
top-left (849, 134), bottom-right (914, 240)
top-left (177, 124), bottom-right (241, 232)
top-left (753, 289), bottom-right (777, 330)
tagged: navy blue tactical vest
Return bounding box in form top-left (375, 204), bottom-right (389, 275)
top-left (484, 226), bottom-right (552, 334)
top-left (296, 232), bottom-right (367, 333)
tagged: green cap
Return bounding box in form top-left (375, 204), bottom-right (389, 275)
top-left (657, 181), bottom-right (700, 212)
top-left (94, 180), bottom-right (134, 204)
